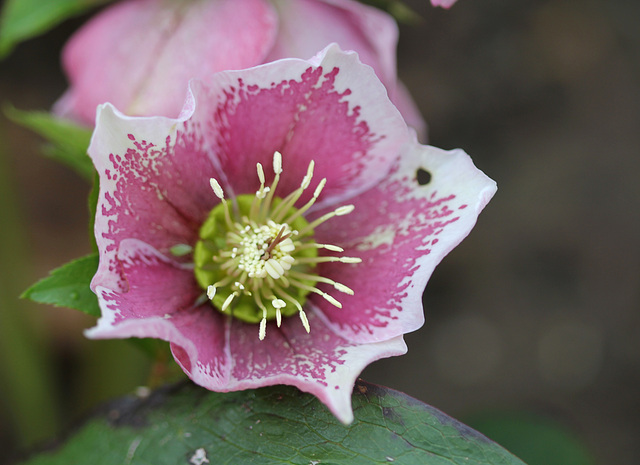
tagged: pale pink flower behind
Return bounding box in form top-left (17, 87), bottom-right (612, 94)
top-left (86, 45), bottom-right (495, 423)
top-left (55, 0), bottom-right (424, 133)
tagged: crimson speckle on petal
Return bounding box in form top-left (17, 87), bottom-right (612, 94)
top-left (86, 45), bottom-right (495, 424)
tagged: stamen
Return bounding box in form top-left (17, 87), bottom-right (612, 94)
top-left (297, 204), bottom-right (355, 236)
top-left (210, 177), bottom-right (234, 229)
top-left (288, 271), bottom-right (354, 295)
top-left (280, 178), bottom-right (326, 224)
top-left (195, 150), bottom-right (361, 340)
top-left (273, 150), bottom-right (283, 174)
top-left (221, 293), bottom-right (235, 311)
top-left (294, 242), bottom-right (344, 253)
top-left (333, 282), bottom-right (355, 295)
top-left (335, 205), bottom-right (355, 216)
top-left (256, 163), bottom-right (265, 185)
top-left (210, 178), bottom-right (224, 199)
top-left (207, 285), bottom-right (216, 300)
top-left (300, 160), bottom-right (315, 189)
top-left (259, 316), bottom-right (267, 340)
top-left (294, 256), bottom-right (362, 264)
top-left (271, 160), bottom-right (315, 220)
top-left (288, 278), bottom-right (343, 309)
top-left (260, 151), bottom-right (283, 221)
top-left (299, 310), bottom-right (311, 333)
top-left (272, 298), bottom-right (285, 327)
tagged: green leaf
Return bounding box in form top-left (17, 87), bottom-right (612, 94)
top-left (22, 380), bottom-right (526, 465)
top-left (5, 105), bottom-right (94, 180)
top-left (22, 254), bottom-right (100, 316)
top-left (0, 0), bottom-right (114, 58)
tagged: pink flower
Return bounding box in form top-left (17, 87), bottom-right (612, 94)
top-left (86, 45), bottom-right (495, 423)
top-left (54, 0), bottom-right (423, 133)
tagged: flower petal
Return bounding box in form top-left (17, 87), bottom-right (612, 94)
top-left (267, 0), bottom-right (425, 138)
top-left (310, 132), bottom-right (497, 343)
top-left (87, 239), bottom-right (231, 384)
top-left (89, 100), bottom-right (219, 292)
top-left (55, 0), bottom-right (277, 124)
top-left (268, 0), bottom-right (397, 90)
top-left (191, 44), bottom-right (408, 207)
top-left (226, 312), bottom-right (407, 424)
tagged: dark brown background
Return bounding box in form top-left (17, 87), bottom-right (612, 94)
top-left (1, 0), bottom-right (638, 462)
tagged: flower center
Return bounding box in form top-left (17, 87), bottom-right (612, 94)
top-left (192, 151), bottom-right (360, 340)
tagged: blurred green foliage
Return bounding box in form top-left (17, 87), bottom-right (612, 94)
top-left (465, 411), bottom-right (598, 465)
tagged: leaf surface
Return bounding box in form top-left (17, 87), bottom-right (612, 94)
top-left (5, 106), bottom-right (94, 180)
top-left (0, 0), bottom-right (113, 57)
top-left (22, 254), bottom-right (100, 316)
top-left (22, 381), bottom-right (527, 465)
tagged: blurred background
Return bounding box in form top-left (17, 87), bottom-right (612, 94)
top-left (0, 0), bottom-right (638, 463)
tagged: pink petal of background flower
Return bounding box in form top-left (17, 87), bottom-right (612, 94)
top-left (54, 0), bottom-right (424, 135)
top-left (55, 0), bottom-right (277, 125)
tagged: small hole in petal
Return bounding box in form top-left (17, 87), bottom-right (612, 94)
top-left (416, 168), bottom-right (431, 185)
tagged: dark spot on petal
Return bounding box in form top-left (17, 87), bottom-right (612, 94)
top-left (416, 168), bottom-right (431, 185)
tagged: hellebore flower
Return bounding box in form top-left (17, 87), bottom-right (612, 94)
top-left (86, 45), bottom-right (496, 423)
top-left (54, 0), bottom-right (423, 133)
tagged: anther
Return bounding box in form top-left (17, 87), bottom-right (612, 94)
top-left (259, 317), bottom-right (267, 340)
top-left (259, 307), bottom-right (268, 340)
top-left (273, 151), bottom-right (282, 174)
top-left (221, 293), bottom-right (235, 311)
top-left (334, 283), bottom-right (354, 295)
top-left (321, 293), bottom-right (342, 308)
top-left (301, 161), bottom-right (315, 189)
top-left (210, 178), bottom-right (224, 199)
top-left (207, 285), bottom-right (216, 300)
top-left (256, 163), bottom-right (265, 184)
top-left (335, 205), bottom-right (355, 216)
top-left (313, 178), bottom-right (327, 198)
top-left (299, 310), bottom-right (311, 333)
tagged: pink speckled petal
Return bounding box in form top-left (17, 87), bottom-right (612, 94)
top-left (87, 239), bottom-right (231, 384)
top-left (193, 44), bottom-right (408, 207)
top-left (224, 312), bottom-right (407, 424)
top-left (309, 132), bottom-right (497, 343)
top-left (89, 100), bottom-right (219, 292)
top-left (55, 0), bottom-right (277, 124)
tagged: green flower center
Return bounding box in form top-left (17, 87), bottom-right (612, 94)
top-left (191, 151), bottom-right (360, 340)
